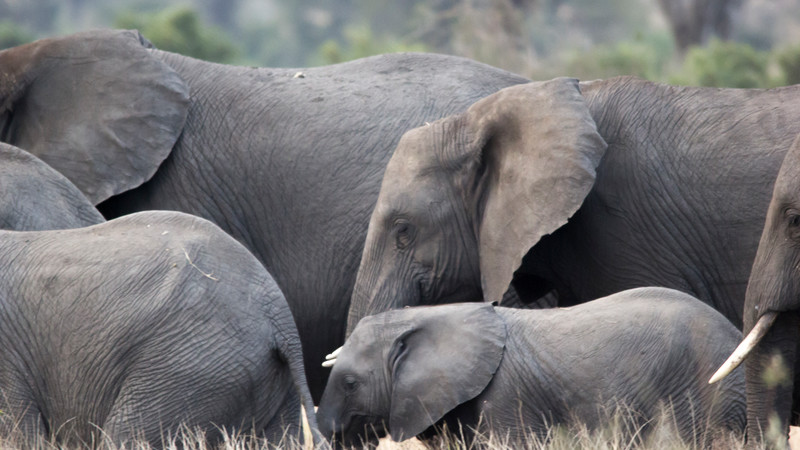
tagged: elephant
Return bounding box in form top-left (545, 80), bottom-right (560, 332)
top-left (0, 29), bottom-right (530, 399)
top-left (709, 133), bottom-right (800, 443)
top-left (0, 210), bottom-right (320, 448)
top-left (0, 142), bottom-right (103, 231)
top-left (345, 76), bottom-right (800, 336)
top-left (319, 287), bottom-right (746, 447)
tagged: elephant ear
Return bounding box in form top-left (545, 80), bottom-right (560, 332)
top-left (462, 78), bottom-right (606, 303)
top-left (0, 29), bottom-right (190, 204)
top-left (388, 303), bottom-right (506, 441)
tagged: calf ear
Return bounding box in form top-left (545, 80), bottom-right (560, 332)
top-left (461, 78), bottom-right (606, 303)
top-left (388, 304), bottom-right (506, 441)
top-left (0, 29), bottom-right (190, 204)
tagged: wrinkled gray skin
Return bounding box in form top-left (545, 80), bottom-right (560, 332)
top-left (738, 134), bottom-right (800, 441)
top-left (0, 30), bottom-right (529, 399)
top-left (320, 288), bottom-right (745, 447)
top-left (347, 76), bottom-right (800, 336)
top-left (0, 142), bottom-right (103, 230)
top-left (0, 211), bottom-right (320, 448)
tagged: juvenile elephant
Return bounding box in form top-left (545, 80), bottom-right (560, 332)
top-left (710, 133), bottom-right (800, 442)
top-left (320, 288), bottom-right (745, 446)
top-left (0, 142), bottom-right (103, 231)
top-left (0, 211), bottom-right (320, 448)
top-left (346, 76), bottom-right (800, 335)
top-left (0, 30), bottom-right (529, 398)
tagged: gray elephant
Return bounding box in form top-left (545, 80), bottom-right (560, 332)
top-left (345, 76), bottom-right (800, 336)
top-left (0, 30), bottom-right (529, 398)
top-left (0, 142), bottom-right (103, 231)
top-left (709, 132), bottom-right (800, 443)
top-left (0, 210), bottom-right (320, 448)
top-left (319, 287), bottom-right (745, 447)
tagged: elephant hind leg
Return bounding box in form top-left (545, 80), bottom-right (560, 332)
top-left (0, 387), bottom-right (49, 446)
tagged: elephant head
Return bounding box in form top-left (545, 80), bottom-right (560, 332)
top-left (0, 29), bottom-right (189, 204)
top-left (711, 133), bottom-right (800, 441)
top-left (346, 78), bottom-right (607, 334)
top-left (318, 303), bottom-right (506, 445)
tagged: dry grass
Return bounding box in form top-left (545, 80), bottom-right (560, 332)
top-left (0, 411), bottom-right (797, 449)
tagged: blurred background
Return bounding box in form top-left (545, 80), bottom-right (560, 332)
top-left (2, 0), bottom-right (800, 87)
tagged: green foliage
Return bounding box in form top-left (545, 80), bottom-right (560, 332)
top-left (316, 25), bottom-right (428, 65)
top-left (777, 44), bottom-right (800, 86)
top-left (562, 32), bottom-right (674, 80)
top-left (672, 39), bottom-right (770, 88)
top-left (115, 5), bottom-right (239, 63)
top-left (0, 21), bottom-right (34, 50)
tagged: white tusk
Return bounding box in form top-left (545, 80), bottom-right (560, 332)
top-left (325, 346), bottom-right (343, 360)
top-left (709, 311), bottom-right (779, 384)
top-left (321, 358), bottom-right (336, 368)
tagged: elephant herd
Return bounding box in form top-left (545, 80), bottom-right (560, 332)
top-left (0, 27), bottom-right (799, 448)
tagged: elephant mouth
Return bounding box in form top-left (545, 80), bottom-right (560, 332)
top-left (333, 414), bottom-right (387, 447)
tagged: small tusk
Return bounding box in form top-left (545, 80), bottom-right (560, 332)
top-left (709, 311), bottom-right (779, 384)
top-left (325, 346), bottom-right (343, 360)
top-left (321, 358), bottom-right (336, 368)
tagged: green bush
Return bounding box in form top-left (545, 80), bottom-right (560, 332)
top-left (562, 32), bottom-right (674, 81)
top-left (672, 39), bottom-right (770, 88)
top-left (776, 44), bottom-right (800, 86)
top-left (0, 21), bottom-right (34, 50)
top-left (115, 6), bottom-right (239, 63)
top-left (316, 25), bottom-right (428, 65)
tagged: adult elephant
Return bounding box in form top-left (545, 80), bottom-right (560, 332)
top-left (0, 210), bottom-right (320, 448)
top-left (709, 134), bottom-right (800, 443)
top-left (0, 142), bottom-right (103, 231)
top-left (0, 29), bottom-right (529, 399)
top-left (346, 77), bottom-right (800, 336)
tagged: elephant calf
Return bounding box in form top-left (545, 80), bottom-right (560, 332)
top-left (0, 211), bottom-right (320, 448)
top-left (318, 287), bottom-right (745, 446)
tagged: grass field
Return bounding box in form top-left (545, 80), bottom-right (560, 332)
top-left (2, 417), bottom-right (796, 449)
top-left (1, 404), bottom-right (798, 449)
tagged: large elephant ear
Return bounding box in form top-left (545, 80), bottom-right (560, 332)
top-left (463, 78), bottom-right (606, 303)
top-left (388, 303), bottom-right (506, 441)
top-left (0, 29), bottom-right (190, 204)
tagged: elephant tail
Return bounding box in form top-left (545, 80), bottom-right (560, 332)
top-left (274, 306), bottom-right (329, 449)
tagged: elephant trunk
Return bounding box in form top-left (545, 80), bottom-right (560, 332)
top-left (743, 311), bottom-right (798, 442)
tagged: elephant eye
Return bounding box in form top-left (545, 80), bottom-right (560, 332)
top-left (342, 375), bottom-right (359, 394)
top-left (393, 220), bottom-right (415, 250)
top-left (790, 214), bottom-right (800, 228)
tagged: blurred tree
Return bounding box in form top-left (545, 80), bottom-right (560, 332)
top-left (198, 0), bottom-right (242, 31)
top-left (316, 24), bottom-right (428, 65)
top-left (411, 0), bottom-right (537, 74)
top-left (0, 0), bottom-right (59, 33)
top-left (0, 21), bottom-right (34, 50)
top-left (562, 32), bottom-right (674, 80)
top-left (777, 45), bottom-right (800, 86)
top-left (657, 0), bottom-right (743, 52)
top-left (672, 38), bottom-right (769, 87)
top-left (115, 5), bottom-right (239, 63)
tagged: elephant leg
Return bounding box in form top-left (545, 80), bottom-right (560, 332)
top-left (745, 311), bottom-right (799, 443)
top-left (0, 371), bottom-right (47, 444)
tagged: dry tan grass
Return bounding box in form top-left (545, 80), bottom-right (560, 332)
top-left (0, 411), bottom-right (797, 449)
